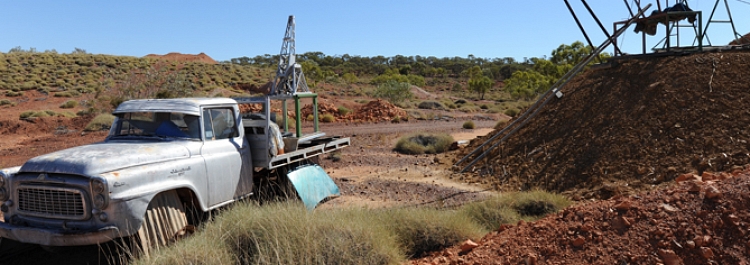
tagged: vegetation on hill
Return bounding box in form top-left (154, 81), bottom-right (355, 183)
top-left (0, 47), bottom-right (272, 114)
top-left (1, 41), bottom-right (603, 119)
top-left (229, 41), bottom-right (608, 102)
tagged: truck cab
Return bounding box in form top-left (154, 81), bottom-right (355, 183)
top-left (0, 97), bottom-right (348, 251)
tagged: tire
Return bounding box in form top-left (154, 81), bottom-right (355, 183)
top-left (131, 190), bottom-right (189, 257)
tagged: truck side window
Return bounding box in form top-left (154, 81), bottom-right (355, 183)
top-left (203, 108), bottom-right (238, 140)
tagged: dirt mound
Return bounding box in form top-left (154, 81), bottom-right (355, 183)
top-left (353, 99), bottom-right (407, 122)
top-left (729, 32), bottom-right (750, 45)
top-left (144, 52), bottom-right (218, 64)
top-left (457, 51), bottom-right (750, 199)
top-left (302, 101), bottom-right (341, 120)
top-left (411, 168), bottom-right (750, 265)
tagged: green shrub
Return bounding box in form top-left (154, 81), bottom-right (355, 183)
top-left (57, 111), bottom-right (77, 118)
top-left (373, 80), bottom-right (413, 104)
top-left (417, 101), bottom-right (445, 110)
top-left (494, 119), bottom-right (509, 129)
top-left (458, 105), bottom-right (480, 113)
top-left (504, 108), bottom-right (520, 117)
top-left (0, 99), bottom-right (12, 106)
top-left (20, 81), bottom-right (37, 91)
top-left (394, 132), bottom-right (454, 155)
top-left (460, 191), bottom-right (571, 230)
top-left (76, 107), bottom-right (97, 117)
top-left (19, 111), bottom-right (36, 119)
top-left (480, 104), bottom-right (489, 110)
top-left (337, 106), bottom-right (351, 116)
top-left (5, 91), bottom-right (23, 97)
top-left (84, 113), bottom-right (115, 131)
top-left (327, 151), bottom-right (342, 162)
top-left (391, 115), bottom-right (402, 123)
top-left (320, 114), bottom-right (335, 123)
top-left (135, 190), bottom-right (569, 265)
top-left (462, 120), bottom-right (476, 129)
top-left (136, 201), bottom-right (485, 265)
top-left (19, 110), bottom-right (53, 119)
top-left (60, 100), bottom-right (78, 109)
top-left (440, 100), bottom-right (457, 109)
top-left (510, 190), bottom-right (572, 217)
top-left (460, 198), bottom-right (521, 231)
top-left (379, 208), bottom-right (483, 258)
top-left (306, 114), bottom-right (315, 121)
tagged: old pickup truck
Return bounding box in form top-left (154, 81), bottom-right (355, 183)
top-left (0, 95), bottom-right (349, 255)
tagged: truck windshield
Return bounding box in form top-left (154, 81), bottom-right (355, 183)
top-left (109, 112), bottom-right (201, 139)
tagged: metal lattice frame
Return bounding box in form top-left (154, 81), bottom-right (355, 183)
top-left (271, 15), bottom-right (310, 96)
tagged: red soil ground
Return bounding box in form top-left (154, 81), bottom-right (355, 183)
top-left (411, 168), bottom-right (750, 265)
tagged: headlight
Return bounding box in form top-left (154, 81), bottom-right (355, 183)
top-left (93, 194), bottom-right (108, 209)
top-left (91, 177), bottom-right (109, 210)
top-left (92, 178), bottom-right (106, 194)
top-left (0, 188), bottom-right (8, 201)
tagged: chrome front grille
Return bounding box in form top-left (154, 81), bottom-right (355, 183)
top-left (18, 185), bottom-right (88, 220)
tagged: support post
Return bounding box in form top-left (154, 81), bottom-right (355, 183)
top-left (282, 99), bottom-right (288, 132)
top-left (312, 96), bottom-right (319, 133)
top-left (294, 96), bottom-right (302, 137)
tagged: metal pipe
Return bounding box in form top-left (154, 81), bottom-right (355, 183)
top-left (624, 0), bottom-right (636, 18)
top-left (564, 0), bottom-right (600, 63)
top-left (312, 96), bottom-right (319, 133)
top-left (294, 96), bottom-right (302, 137)
top-left (702, 0), bottom-right (722, 43)
top-left (724, 0), bottom-right (741, 40)
top-left (282, 99), bottom-right (288, 132)
top-left (582, 0), bottom-right (624, 55)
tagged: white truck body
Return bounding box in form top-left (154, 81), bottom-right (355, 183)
top-left (0, 97), bottom-right (348, 246)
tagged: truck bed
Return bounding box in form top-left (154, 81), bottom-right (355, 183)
top-left (267, 136), bottom-right (350, 169)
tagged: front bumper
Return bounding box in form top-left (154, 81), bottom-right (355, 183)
top-left (0, 222), bottom-right (121, 246)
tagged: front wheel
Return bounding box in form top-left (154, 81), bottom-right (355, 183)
top-left (131, 190), bottom-right (190, 257)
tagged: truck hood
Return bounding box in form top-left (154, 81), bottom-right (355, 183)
top-left (19, 142), bottom-right (191, 176)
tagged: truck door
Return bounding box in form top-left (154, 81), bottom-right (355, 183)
top-left (201, 107), bottom-right (253, 207)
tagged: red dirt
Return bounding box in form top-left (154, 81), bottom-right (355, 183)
top-left (411, 168), bottom-right (750, 265)
top-left (143, 52), bottom-right (218, 64)
top-left (353, 99), bottom-right (408, 122)
top-left (456, 51), bottom-right (750, 199)
top-left (0, 116), bottom-right (108, 168)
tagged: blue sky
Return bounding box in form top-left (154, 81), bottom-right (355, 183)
top-left (2, 1), bottom-right (748, 62)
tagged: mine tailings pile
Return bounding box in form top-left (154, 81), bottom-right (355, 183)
top-left (411, 169), bottom-right (750, 264)
top-left (458, 51), bottom-right (750, 199)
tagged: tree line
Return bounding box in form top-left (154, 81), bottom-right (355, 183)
top-left (229, 41), bottom-right (609, 100)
